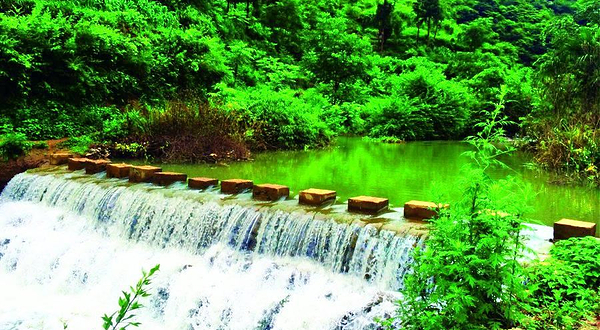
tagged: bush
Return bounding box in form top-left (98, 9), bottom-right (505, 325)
top-left (117, 99), bottom-right (250, 162)
top-left (0, 133), bottom-right (32, 160)
top-left (215, 86), bottom-right (334, 150)
top-left (522, 237), bottom-right (600, 329)
top-left (365, 60), bottom-right (475, 141)
top-left (528, 121), bottom-right (600, 185)
top-left (386, 99), bottom-right (532, 330)
top-left (59, 135), bottom-right (97, 155)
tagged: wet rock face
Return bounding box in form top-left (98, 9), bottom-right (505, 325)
top-left (152, 172), bottom-right (187, 186)
top-left (221, 179), bottom-right (253, 194)
top-left (252, 184), bottom-right (289, 201)
top-left (106, 163), bottom-right (132, 178)
top-left (299, 188), bottom-right (336, 206)
top-left (188, 177), bottom-right (219, 190)
top-left (554, 219), bottom-right (597, 240)
top-left (348, 196), bottom-right (389, 214)
top-left (403, 200), bottom-right (449, 220)
top-left (129, 165), bottom-right (162, 183)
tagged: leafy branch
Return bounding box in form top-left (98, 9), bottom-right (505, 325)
top-left (102, 264), bottom-right (160, 330)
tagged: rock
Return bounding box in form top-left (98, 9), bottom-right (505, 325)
top-left (49, 152), bottom-right (74, 165)
top-left (299, 188), bottom-right (336, 206)
top-left (253, 184), bottom-right (290, 201)
top-left (106, 163), bottom-right (132, 178)
top-left (348, 196), bottom-right (389, 214)
top-left (404, 200), bottom-right (449, 220)
top-left (129, 165), bottom-right (162, 183)
top-left (221, 179), bottom-right (253, 194)
top-left (554, 219), bottom-right (597, 240)
top-left (85, 159), bottom-right (111, 174)
top-left (188, 177), bottom-right (219, 190)
top-left (152, 172), bottom-right (187, 186)
top-left (67, 158), bottom-right (90, 171)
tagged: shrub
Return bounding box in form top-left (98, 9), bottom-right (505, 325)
top-left (385, 97), bottom-right (532, 330)
top-left (120, 99), bottom-right (250, 162)
top-left (215, 86), bottom-right (334, 150)
top-left (522, 237), bottom-right (600, 329)
top-left (60, 135), bottom-right (97, 155)
top-left (0, 132), bottom-right (32, 160)
top-left (366, 58), bottom-right (475, 141)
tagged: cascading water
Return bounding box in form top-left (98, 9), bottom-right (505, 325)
top-left (0, 170), bottom-right (420, 329)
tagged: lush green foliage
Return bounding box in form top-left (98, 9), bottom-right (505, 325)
top-left (522, 237), bottom-right (600, 329)
top-left (102, 264), bottom-right (160, 330)
top-left (0, 132), bottom-right (32, 160)
top-left (385, 99), bottom-right (533, 329)
top-left (0, 0), bottom-right (597, 180)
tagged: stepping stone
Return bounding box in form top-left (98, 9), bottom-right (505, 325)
top-left (404, 200), bottom-right (449, 220)
top-left (67, 158), bottom-right (90, 171)
top-left (49, 152), bottom-right (74, 165)
top-left (554, 219), bottom-right (597, 240)
top-left (188, 177), bottom-right (219, 190)
top-left (299, 188), bottom-right (336, 206)
top-left (129, 165), bottom-right (162, 183)
top-left (153, 172), bottom-right (188, 186)
top-left (253, 184), bottom-right (290, 201)
top-left (348, 196), bottom-right (389, 214)
top-left (106, 163), bottom-right (132, 178)
top-left (221, 179), bottom-right (253, 194)
top-left (85, 159), bottom-right (111, 174)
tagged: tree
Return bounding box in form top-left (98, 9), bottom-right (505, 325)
top-left (302, 17), bottom-right (373, 101)
top-left (375, 0), bottom-right (394, 51)
top-left (413, 0), bottom-right (443, 44)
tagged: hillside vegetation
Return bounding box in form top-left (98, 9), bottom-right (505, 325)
top-left (0, 0), bottom-right (597, 182)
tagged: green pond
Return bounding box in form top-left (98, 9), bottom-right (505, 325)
top-left (136, 137), bottom-right (599, 231)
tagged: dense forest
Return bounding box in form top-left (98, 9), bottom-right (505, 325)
top-left (0, 0), bottom-right (598, 183)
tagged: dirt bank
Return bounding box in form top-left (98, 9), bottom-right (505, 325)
top-left (0, 139), bottom-right (68, 192)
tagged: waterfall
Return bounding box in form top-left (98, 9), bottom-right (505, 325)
top-left (0, 171), bottom-right (418, 329)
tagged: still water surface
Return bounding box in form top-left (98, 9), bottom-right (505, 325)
top-left (139, 137), bottom-right (599, 230)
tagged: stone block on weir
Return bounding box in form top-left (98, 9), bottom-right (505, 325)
top-left (221, 179), bottom-right (253, 194)
top-left (67, 158), bottom-right (90, 171)
top-left (554, 219), bottom-right (597, 240)
top-left (50, 152), bottom-right (75, 165)
top-left (299, 188), bottom-right (336, 206)
top-left (152, 172), bottom-right (188, 186)
top-left (188, 177), bottom-right (219, 190)
top-left (85, 159), bottom-right (111, 174)
top-left (404, 200), bottom-right (449, 220)
top-left (129, 165), bottom-right (162, 183)
top-left (348, 196), bottom-right (389, 214)
top-left (106, 163), bottom-right (132, 178)
top-left (253, 184), bottom-right (290, 201)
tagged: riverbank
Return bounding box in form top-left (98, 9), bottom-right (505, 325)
top-left (0, 139), bottom-right (71, 191)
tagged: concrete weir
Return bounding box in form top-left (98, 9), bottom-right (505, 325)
top-left (48, 158), bottom-right (597, 242)
top-left (221, 179), bottom-right (253, 194)
top-left (67, 158), bottom-right (89, 171)
top-left (348, 196), bottom-right (389, 214)
top-left (189, 177), bottom-right (218, 190)
top-left (50, 152), bottom-right (75, 165)
top-left (299, 188), bottom-right (337, 206)
top-left (153, 172), bottom-right (187, 186)
top-left (253, 183), bottom-right (289, 201)
top-left (106, 163), bottom-right (132, 178)
top-left (404, 200), bottom-right (449, 220)
top-left (129, 165), bottom-right (162, 183)
top-left (554, 219), bottom-right (597, 240)
top-left (85, 159), bottom-right (111, 174)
